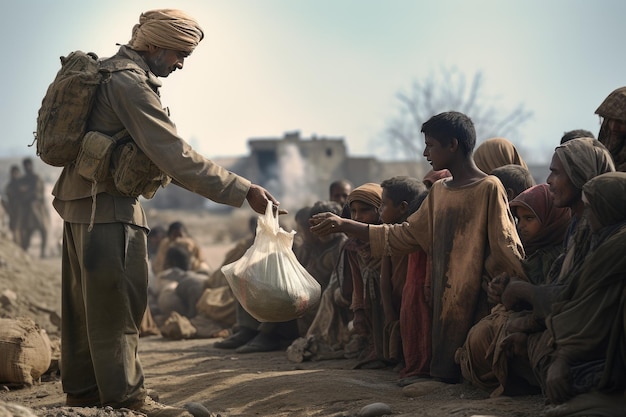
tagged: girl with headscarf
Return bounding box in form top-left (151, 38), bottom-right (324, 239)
top-left (509, 184), bottom-right (570, 285)
top-left (343, 183), bottom-right (385, 367)
top-left (474, 137), bottom-right (528, 174)
top-left (288, 187), bottom-right (384, 363)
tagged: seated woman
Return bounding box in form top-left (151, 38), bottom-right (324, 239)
top-left (527, 172), bottom-right (626, 416)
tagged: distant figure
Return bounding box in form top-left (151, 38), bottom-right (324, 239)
top-left (152, 221), bottom-right (209, 275)
top-left (2, 165), bottom-right (22, 245)
top-left (473, 137), bottom-right (528, 175)
top-left (328, 179), bottom-right (353, 207)
top-left (18, 158), bottom-right (50, 258)
top-left (329, 179), bottom-right (353, 219)
top-left (560, 129), bottom-right (594, 144)
top-left (155, 246), bottom-right (207, 319)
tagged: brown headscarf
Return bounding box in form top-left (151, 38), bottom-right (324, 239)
top-left (128, 9), bottom-right (204, 54)
top-left (509, 183), bottom-right (571, 255)
top-left (473, 137), bottom-right (528, 174)
top-left (582, 172), bottom-right (626, 229)
top-left (554, 137), bottom-right (615, 190)
top-left (346, 183), bottom-right (382, 209)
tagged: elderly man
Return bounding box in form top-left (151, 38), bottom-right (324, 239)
top-left (52, 9), bottom-right (282, 417)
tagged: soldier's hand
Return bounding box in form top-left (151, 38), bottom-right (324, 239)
top-left (246, 184), bottom-right (287, 215)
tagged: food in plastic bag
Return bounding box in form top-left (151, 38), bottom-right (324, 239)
top-left (222, 201), bottom-right (321, 322)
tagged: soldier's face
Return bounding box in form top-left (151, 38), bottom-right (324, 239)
top-left (145, 48), bottom-right (188, 77)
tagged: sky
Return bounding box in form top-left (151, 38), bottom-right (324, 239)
top-left (1, 0), bottom-right (625, 165)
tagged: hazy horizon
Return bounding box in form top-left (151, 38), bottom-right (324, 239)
top-left (2, 0), bottom-right (624, 165)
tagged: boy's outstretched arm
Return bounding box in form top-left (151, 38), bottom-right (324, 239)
top-left (310, 212), bottom-right (370, 241)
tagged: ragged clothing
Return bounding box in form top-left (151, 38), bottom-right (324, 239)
top-left (369, 175), bottom-right (525, 380)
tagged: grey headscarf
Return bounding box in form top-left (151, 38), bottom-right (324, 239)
top-left (554, 137), bottom-right (615, 189)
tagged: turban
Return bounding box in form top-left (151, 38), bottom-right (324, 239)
top-left (129, 9), bottom-right (204, 54)
top-left (346, 183), bottom-right (382, 209)
top-left (582, 172), bottom-right (626, 229)
top-left (473, 137), bottom-right (528, 174)
top-left (554, 137), bottom-right (615, 190)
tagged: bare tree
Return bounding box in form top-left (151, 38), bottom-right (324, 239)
top-left (382, 66), bottom-right (532, 160)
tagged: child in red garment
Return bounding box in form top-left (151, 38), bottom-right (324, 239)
top-left (378, 177), bottom-right (428, 370)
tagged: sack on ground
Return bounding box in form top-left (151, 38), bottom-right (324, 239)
top-left (221, 201), bottom-right (321, 322)
top-left (111, 141), bottom-right (171, 199)
top-left (160, 312), bottom-right (196, 340)
top-left (0, 317), bottom-right (52, 386)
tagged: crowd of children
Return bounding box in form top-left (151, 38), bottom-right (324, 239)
top-left (141, 95), bottom-right (626, 415)
top-left (302, 108), bottom-right (626, 416)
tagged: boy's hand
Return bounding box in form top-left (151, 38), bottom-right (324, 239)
top-left (309, 212), bottom-right (343, 236)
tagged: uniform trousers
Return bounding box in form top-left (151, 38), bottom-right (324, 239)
top-left (61, 221), bottom-right (148, 407)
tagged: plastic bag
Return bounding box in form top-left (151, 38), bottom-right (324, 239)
top-left (222, 201), bottom-right (321, 322)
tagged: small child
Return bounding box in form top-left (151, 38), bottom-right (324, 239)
top-left (508, 184), bottom-right (571, 285)
top-left (377, 176), bottom-right (429, 380)
top-left (378, 177), bottom-right (427, 361)
top-left (491, 164), bottom-right (536, 201)
top-left (311, 111), bottom-right (526, 382)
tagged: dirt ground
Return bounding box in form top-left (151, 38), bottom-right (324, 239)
top-left (0, 209), bottom-right (547, 417)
